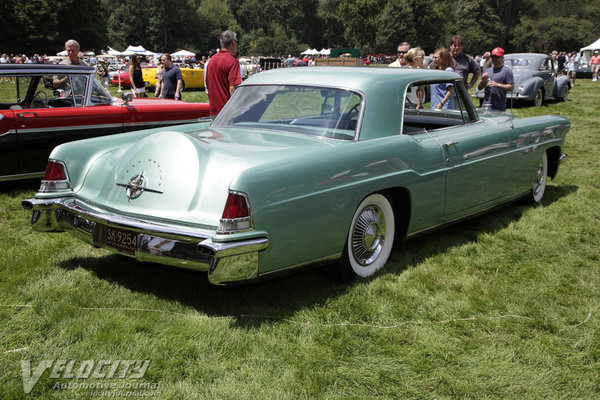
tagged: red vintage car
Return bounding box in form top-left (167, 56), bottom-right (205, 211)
top-left (0, 64), bottom-right (210, 181)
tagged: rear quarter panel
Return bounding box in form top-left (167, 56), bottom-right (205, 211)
top-left (230, 134), bottom-right (446, 274)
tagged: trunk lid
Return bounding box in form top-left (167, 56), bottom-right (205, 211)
top-left (77, 126), bottom-right (338, 228)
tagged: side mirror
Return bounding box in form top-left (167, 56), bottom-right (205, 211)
top-left (121, 91), bottom-right (133, 105)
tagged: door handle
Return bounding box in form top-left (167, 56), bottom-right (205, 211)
top-left (443, 141), bottom-right (459, 149)
top-left (17, 112), bottom-right (38, 118)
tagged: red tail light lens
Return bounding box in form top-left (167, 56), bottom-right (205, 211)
top-left (39, 160), bottom-right (71, 192)
top-left (43, 161), bottom-right (67, 181)
top-left (218, 192), bottom-right (253, 234)
top-left (222, 193), bottom-right (250, 219)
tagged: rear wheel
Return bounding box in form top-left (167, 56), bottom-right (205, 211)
top-left (561, 86), bottom-right (570, 102)
top-left (338, 194), bottom-right (395, 280)
top-left (529, 151), bottom-right (548, 203)
top-left (533, 88), bottom-right (543, 107)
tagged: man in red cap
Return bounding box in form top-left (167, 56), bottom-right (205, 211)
top-left (477, 47), bottom-right (514, 111)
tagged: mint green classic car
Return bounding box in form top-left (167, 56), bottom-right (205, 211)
top-left (22, 67), bottom-right (569, 285)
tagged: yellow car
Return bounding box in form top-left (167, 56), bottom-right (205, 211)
top-left (143, 67), bottom-right (205, 90)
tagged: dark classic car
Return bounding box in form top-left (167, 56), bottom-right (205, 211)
top-left (0, 64), bottom-right (209, 181)
top-left (474, 53), bottom-right (571, 107)
top-left (23, 67), bottom-right (569, 285)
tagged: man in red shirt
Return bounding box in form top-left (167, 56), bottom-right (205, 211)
top-left (206, 30), bottom-right (242, 118)
top-left (591, 50), bottom-right (600, 82)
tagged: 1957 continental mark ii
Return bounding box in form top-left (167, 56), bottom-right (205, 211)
top-left (22, 67), bottom-right (569, 285)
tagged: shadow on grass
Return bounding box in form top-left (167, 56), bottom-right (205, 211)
top-left (57, 184), bottom-right (577, 328)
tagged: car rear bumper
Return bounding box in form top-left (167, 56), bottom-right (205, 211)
top-left (22, 197), bottom-right (268, 285)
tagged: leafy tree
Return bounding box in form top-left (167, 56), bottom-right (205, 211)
top-left (197, 0), bottom-right (241, 52)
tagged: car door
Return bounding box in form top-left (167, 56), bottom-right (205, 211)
top-left (16, 75), bottom-right (125, 174)
top-left (422, 81), bottom-right (511, 218)
top-left (436, 123), bottom-right (511, 217)
top-left (0, 110), bottom-right (19, 178)
top-left (0, 72), bottom-right (23, 178)
top-left (537, 57), bottom-right (555, 99)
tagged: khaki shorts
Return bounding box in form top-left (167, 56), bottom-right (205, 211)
top-left (592, 64), bottom-right (600, 74)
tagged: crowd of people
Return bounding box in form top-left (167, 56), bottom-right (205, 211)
top-left (4, 32), bottom-right (599, 115)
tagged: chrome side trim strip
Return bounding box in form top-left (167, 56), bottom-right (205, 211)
top-left (16, 124), bottom-right (123, 135)
top-left (0, 171), bottom-right (44, 182)
top-left (123, 120), bottom-right (198, 128)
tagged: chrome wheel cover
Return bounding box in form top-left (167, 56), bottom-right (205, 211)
top-left (534, 89), bottom-right (543, 107)
top-left (351, 205), bottom-right (386, 266)
top-left (531, 152), bottom-right (548, 202)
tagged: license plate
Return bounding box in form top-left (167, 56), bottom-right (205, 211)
top-left (106, 226), bottom-right (137, 254)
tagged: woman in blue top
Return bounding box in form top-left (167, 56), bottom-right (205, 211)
top-left (430, 48), bottom-right (455, 109)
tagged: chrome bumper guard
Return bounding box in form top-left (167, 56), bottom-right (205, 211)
top-left (22, 197), bottom-right (268, 285)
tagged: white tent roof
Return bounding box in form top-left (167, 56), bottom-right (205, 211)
top-left (106, 47), bottom-right (123, 56)
top-left (122, 45), bottom-right (159, 56)
top-left (301, 48), bottom-right (320, 55)
top-left (580, 37), bottom-right (600, 52)
top-left (171, 50), bottom-right (195, 58)
top-left (319, 48), bottom-right (331, 55)
top-left (579, 38), bottom-right (600, 63)
top-left (57, 50), bottom-right (67, 56)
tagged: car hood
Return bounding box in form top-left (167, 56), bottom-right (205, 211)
top-left (76, 127), bottom-right (341, 228)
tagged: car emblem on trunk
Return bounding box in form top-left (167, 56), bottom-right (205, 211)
top-left (116, 171), bottom-right (163, 202)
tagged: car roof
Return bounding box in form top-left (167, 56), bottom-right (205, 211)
top-left (0, 64), bottom-right (95, 75)
top-left (242, 66), bottom-right (461, 94)
top-left (240, 66), bottom-right (466, 141)
top-left (505, 53), bottom-right (549, 60)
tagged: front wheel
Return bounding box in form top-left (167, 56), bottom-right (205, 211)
top-left (338, 194), bottom-right (395, 279)
top-left (529, 151), bottom-right (548, 203)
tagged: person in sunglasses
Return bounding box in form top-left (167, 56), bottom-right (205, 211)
top-left (389, 42), bottom-right (410, 68)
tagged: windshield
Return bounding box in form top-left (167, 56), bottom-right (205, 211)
top-left (212, 85), bottom-right (363, 140)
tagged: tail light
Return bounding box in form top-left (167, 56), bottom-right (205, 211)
top-left (217, 192), bottom-right (253, 234)
top-left (39, 160), bottom-right (71, 192)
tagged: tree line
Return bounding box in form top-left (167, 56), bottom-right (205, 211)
top-left (1, 0), bottom-right (598, 57)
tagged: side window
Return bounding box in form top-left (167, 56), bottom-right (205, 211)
top-left (29, 76), bottom-right (56, 108)
top-left (89, 77), bottom-right (112, 105)
top-left (0, 76), bottom-right (22, 105)
top-left (402, 80), bottom-right (478, 135)
top-left (69, 76), bottom-right (87, 106)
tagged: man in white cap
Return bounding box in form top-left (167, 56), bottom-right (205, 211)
top-left (477, 47), bottom-right (514, 111)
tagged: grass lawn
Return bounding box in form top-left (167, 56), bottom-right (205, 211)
top-left (1, 79), bottom-right (599, 399)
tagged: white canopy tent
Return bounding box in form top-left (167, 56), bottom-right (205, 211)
top-left (319, 48), bottom-right (331, 56)
top-left (580, 37), bottom-right (600, 64)
top-left (171, 50), bottom-right (195, 58)
top-left (122, 45), bottom-right (159, 57)
top-left (106, 47), bottom-right (123, 56)
top-left (301, 48), bottom-right (320, 55)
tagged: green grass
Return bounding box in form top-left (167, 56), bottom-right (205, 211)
top-left (1, 80), bottom-right (600, 399)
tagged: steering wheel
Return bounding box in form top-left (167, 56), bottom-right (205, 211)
top-left (343, 102), bottom-right (361, 130)
top-left (33, 91), bottom-right (49, 108)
